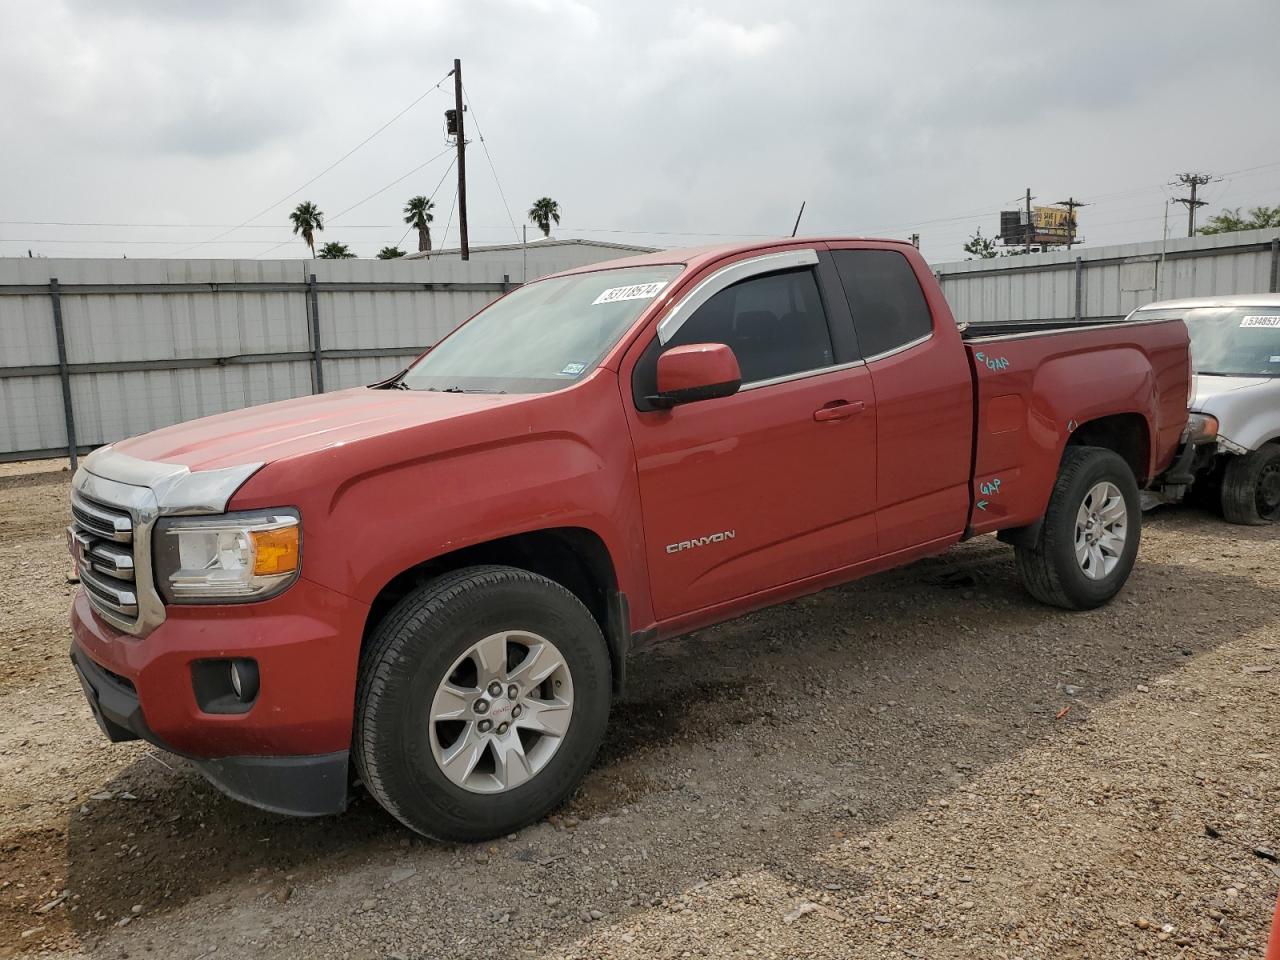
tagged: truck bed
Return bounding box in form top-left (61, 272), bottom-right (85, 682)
top-left (963, 316), bottom-right (1190, 534)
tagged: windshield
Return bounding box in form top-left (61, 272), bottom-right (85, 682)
top-left (1131, 306), bottom-right (1280, 377)
top-left (397, 264), bottom-right (683, 393)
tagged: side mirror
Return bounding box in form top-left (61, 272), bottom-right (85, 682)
top-left (650, 343), bottom-right (741, 408)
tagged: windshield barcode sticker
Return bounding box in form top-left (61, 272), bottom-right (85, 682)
top-left (592, 281), bottom-right (667, 305)
top-left (1240, 315), bottom-right (1280, 328)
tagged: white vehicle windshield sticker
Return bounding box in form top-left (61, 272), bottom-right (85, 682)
top-left (592, 281), bottom-right (667, 305)
top-left (558, 361), bottom-right (587, 377)
top-left (1240, 315), bottom-right (1280, 328)
top-left (1270, 356), bottom-right (1280, 363)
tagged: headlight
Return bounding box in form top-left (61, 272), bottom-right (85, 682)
top-left (153, 509), bottom-right (300, 604)
top-left (1184, 412), bottom-right (1219, 444)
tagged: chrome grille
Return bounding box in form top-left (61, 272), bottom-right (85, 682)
top-left (70, 492), bottom-right (139, 627)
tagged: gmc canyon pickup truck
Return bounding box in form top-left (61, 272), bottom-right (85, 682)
top-left (68, 238), bottom-right (1194, 841)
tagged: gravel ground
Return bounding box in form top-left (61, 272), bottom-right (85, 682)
top-left (1, 464), bottom-right (1277, 959)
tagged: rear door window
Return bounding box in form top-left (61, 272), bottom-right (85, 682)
top-left (831, 250), bottom-right (933, 358)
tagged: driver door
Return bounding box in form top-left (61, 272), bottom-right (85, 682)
top-left (624, 250), bottom-right (878, 621)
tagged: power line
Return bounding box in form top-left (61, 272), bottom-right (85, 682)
top-left (248, 151), bottom-right (461, 260)
top-left (438, 184), bottom-right (460, 253)
top-left (327, 146), bottom-right (454, 222)
top-left (167, 71), bottom-right (454, 257)
top-left (393, 153), bottom-right (457, 256)
top-left (462, 83), bottom-right (520, 243)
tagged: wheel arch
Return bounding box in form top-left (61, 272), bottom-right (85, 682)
top-left (360, 526), bottom-right (629, 693)
top-left (1066, 412), bottom-right (1152, 484)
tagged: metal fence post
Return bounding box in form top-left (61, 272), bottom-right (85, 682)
top-left (1270, 237), bottom-right (1279, 294)
top-left (49, 278), bottom-right (79, 470)
top-left (1073, 256), bottom-right (1083, 323)
top-left (306, 272), bottom-right (324, 393)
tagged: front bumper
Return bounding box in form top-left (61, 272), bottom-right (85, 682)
top-left (70, 640), bottom-right (348, 816)
top-left (69, 577), bottom-right (369, 817)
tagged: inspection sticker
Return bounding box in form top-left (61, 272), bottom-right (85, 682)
top-left (592, 281), bottom-right (667, 305)
top-left (1240, 315), bottom-right (1280, 328)
top-left (558, 361), bottom-right (587, 377)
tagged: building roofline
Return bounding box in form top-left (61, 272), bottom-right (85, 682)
top-left (404, 237), bottom-right (656, 259)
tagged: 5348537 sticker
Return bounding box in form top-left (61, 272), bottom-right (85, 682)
top-left (1240, 315), bottom-right (1280, 328)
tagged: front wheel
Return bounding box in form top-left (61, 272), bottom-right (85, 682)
top-left (354, 566), bottom-right (612, 842)
top-left (1220, 445), bottom-right (1280, 525)
top-left (1015, 446), bottom-right (1141, 610)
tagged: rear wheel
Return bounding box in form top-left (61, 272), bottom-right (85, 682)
top-left (1015, 446), bottom-right (1141, 610)
top-left (1220, 445), bottom-right (1280, 525)
top-left (355, 565), bottom-right (611, 841)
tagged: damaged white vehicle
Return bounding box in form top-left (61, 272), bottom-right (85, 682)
top-left (1128, 294), bottom-right (1280, 524)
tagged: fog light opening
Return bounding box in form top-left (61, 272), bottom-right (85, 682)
top-left (230, 659), bottom-right (260, 702)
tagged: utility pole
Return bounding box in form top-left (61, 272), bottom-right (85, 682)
top-left (1055, 197), bottom-right (1088, 249)
top-left (1171, 172), bottom-right (1213, 237)
top-left (452, 58), bottom-right (469, 260)
top-left (1024, 187), bottom-right (1033, 254)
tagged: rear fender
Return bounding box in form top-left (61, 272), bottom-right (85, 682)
top-left (971, 343), bottom-right (1158, 534)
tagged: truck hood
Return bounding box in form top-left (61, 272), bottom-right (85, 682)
top-left (113, 387), bottom-right (526, 472)
top-left (1191, 374), bottom-right (1270, 404)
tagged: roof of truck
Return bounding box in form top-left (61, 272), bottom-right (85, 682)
top-left (1137, 293), bottom-right (1280, 310)
top-left (546, 237), bottom-right (915, 278)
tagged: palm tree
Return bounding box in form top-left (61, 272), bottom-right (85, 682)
top-left (289, 201), bottom-right (324, 257)
top-left (403, 196), bottom-right (434, 254)
top-left (528, 197), bottom-right (561, 238)
top-left (317, 241), bottom-right (355, 259)
top-left (376, 246), bottom-right (406, 259)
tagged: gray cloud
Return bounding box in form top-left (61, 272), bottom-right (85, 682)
top-left (2, 0), bottom-right (1279, 262)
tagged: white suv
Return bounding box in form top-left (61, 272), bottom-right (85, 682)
top-left (1127, 294), bottom-right (1280, 524)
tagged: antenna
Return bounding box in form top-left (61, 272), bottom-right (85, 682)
top-left (790, 201), bottom-right (806, 238)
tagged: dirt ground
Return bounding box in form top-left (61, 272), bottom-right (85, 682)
top-left (1, 463), bottom-right (1277, 959)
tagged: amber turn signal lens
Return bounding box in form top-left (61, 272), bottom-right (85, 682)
top-left (250, 526), bottom-right (300, 576)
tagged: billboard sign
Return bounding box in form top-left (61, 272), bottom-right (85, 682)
top-left (1000, 206), bottom-right (1078, 247)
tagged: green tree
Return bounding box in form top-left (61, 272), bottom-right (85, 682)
top-left (1198, 204), bottom-right (1280, 235)
top-left (963, 228), bottom-right (998, 259)
top-left (403, 196), bottom-right (435, 253)
top-left (376, 246), bottom-right (406, 259)
top-left (289, 201), bottom-right (324, 257)
top-left (317, 241), bottom-right (356, 259)
top-left (528, 197), bottom-right (561, 238)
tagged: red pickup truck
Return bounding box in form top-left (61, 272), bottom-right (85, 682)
top-left (68, 238), bottom-right (1194, 840)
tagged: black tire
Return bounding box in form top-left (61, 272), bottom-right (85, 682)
top-left (354, 565), bottom-right (611, 842)
top-left (1014, 446), bottom-right (1142, 610)
top-left (1220, 445), bottom-right (1280, 525)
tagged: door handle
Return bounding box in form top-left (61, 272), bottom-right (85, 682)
top-left (813, 400), bottom-right (865, 422)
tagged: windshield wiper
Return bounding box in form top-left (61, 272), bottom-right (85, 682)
top-left (429, 386), bottom-right (507, 394)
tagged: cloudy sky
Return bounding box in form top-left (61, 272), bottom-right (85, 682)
top-left (2, 0), bottom-right (1279, 264)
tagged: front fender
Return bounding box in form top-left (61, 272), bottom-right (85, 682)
top-left (1196, 379), bottom-right (1280, 452)
top-left (229, 376), bottom-right (653, 627)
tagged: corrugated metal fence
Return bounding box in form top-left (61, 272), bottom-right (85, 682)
top-left (934, 227), bottom-right (1280, 326)
top-left (0, 257), bottom-right (518, 464)
top-left (6, 230), bottom-right (1279, 463)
